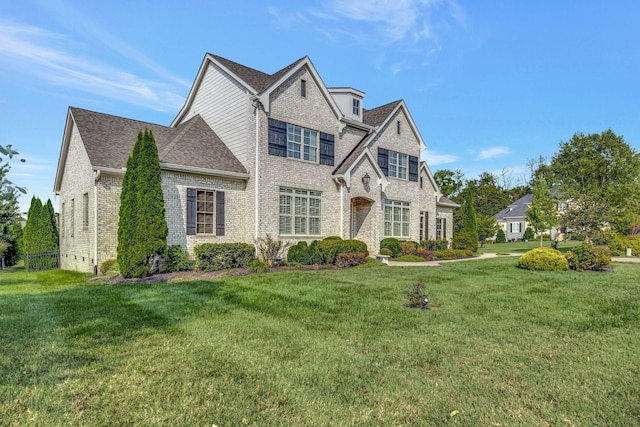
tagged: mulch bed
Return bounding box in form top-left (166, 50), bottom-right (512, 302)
top-left (91, 264), bottom-right (338, 284)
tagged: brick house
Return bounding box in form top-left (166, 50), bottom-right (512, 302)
top-left (54, 54), bottom-right (457, 273)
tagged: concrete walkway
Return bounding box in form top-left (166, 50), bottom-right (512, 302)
top-left (388, 252), bottom-right (640, 267)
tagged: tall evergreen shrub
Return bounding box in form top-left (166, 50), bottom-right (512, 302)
top-left (117, 130), bottom-right (168, 278)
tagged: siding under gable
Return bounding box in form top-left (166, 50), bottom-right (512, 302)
top-left (178, 62), bottom-right (250, 167)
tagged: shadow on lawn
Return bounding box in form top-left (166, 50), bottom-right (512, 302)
top-left (0, 279), bottom-right (228, 386)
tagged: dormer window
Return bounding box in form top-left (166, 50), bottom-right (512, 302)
top-left (352, 98), bottom-right (360, 116)
top-left (301, 80), bottom-right (307, 97)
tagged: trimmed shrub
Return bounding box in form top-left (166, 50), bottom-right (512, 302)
top-left (194, 243), bottom-right (255, 271)
top-left (379, 247), bottom-right (393, 256)
top-left (380, 238), bottom-right (401, 258)
top-left (335, 253), bottom-right (367, 268)
top-left (451, 231), bottom-right (479, 252)
top-left (395, 254), bottom-right (426, 262)
top-left (609, 235), bottom-right (640, 256)
top-left (323, 236), bottom-right (343, 241)
top-left (495, 228), bottom-right (506, 243)
top-left (415, 249), bottom-right (435, 261)
top-left (517, 247), bottom-right (569, 271)
top-left (287, 241), bottom-right (310, 264)
top-left (99, 259), bottom-right (119, 276)
top-left (248, 260), bottom-right (269, 273)
top-left (421, 239), bottom-right (449, 251)
top-left (566, 244), bottom-right (612, 271)
top-left (288, 239), bottom-right (367, 265)
top-left (523, 227), bottom-right (535, 241)
top-left (167, 245), bottom-right (191, 272)
top-left (400, 241), bottom-right (418, 256)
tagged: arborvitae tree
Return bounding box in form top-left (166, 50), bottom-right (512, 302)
top-left (117, 130), bottom-right (168, 278)
top-left (44, 199), bottom-right (59, 250)
top-left (23, 196), bottom-right (44, 254)
top-left (496, 228), bottom-right (506, 243)
top-left (460, 190), bottom-right (478, 241)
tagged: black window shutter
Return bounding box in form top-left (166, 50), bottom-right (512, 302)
top-left (186, 188), bottom-right (197, 235)
top-left (268, 118), bottom-right (287, 157)
top-left (409, 155), bottom-right (419, 182)
top-left (378, 148), bottom-right (389, 176)
top-left (319, 132), bottom-right (335, 166)
top-left (216, 191), bottom-right (225, 236)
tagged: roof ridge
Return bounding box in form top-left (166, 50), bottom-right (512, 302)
top-left (160, 116), bottom-right (197, 160)
top-left (363, 99), bottom-right (403, 114)
top-left (70, 106), bottom-right (167, 128)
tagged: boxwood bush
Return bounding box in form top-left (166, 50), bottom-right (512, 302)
top-left (380, 238), bottom-right (402, 258)
top-left (167, 244), bottom-right (191, 272)
top-left (451, 231), bottom-right (479, 252)
top-left (194, 243), bottom-right (255, 271)
top-left (517, 247), bottom-right (569, 271)
top-left (565, 244), bottom-right (611, 271)
top-left (288, 238), bottom-right (368, 266)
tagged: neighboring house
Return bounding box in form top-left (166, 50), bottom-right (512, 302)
top-left (494, 194), bottom-right (533, 241)
top-left (54, 53), bottom-right (458, 273)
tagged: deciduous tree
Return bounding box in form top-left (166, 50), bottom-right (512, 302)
top-left (549, 130), bottom-right (640, 238)
top-left (526, 177), bottom-right (557, 246)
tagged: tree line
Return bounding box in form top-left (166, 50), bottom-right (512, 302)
top-left (435, 129), bottom-right (640, 244)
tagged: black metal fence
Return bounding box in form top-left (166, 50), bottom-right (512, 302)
top-left (25, 251), bottom-right (60, 272)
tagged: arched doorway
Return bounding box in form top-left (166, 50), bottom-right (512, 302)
top-left (351, 197), bottom-right (375, 243)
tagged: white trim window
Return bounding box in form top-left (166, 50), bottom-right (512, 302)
top-left (279, 187), bottom-right (322, 235)
top-left (352, 98), bottom-right (360, 116)
top-left (436, 218), bottom-right (447, 240)
top-left (384, 200), bottom-right (410, 237)
top-left (510, 222), bottom-right (522, 233)
top-left (388, 151), bottom-right (408, 179)
top-left (287, 124), bottom-right (318, 162)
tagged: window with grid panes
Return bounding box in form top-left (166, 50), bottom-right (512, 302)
top-left (388, 150), bottom-right (408, 179)
top-left (279, 187), bottom-right (321, 235)
top-left (384, 200), bottom-right (410, 237)
top-left (287, 124), bottom-right (317, 162)
top-left (196, 190), bottom-right (215, 234)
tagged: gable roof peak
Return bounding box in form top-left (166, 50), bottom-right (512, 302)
top-left (209, 53), bottom-right (306, 93)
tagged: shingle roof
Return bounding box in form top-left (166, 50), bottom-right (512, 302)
top-left (363, 100), bottom-right (402, 127)
top-left (494, 194), bottom-right (533, 220)
top-left (211, 54), bottom-right (305, 93)
top-left (70, 107), bottom-right (247, 174)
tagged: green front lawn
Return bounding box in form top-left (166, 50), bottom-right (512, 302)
top-left (1, 259), bottom-right (639, 425)
top-left (478, 239), bottom-right (582, 254)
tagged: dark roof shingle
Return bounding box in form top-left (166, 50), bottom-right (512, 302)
top-left (211, 54), bottom-right (305, 92)
top-left (70, 107), bottom-right (246, 175)
top-left (363, 100), bottom-right (401, 127)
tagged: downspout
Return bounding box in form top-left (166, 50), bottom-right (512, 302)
top-left (93, 170), bottom-right (100, 275)
top-left (253, 99), bottom-right (260, 242)
top-left (340, 182), bottom-right (344, 238)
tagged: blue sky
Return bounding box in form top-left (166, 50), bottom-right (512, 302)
top-left (1, 0), bottom-right (639, 212)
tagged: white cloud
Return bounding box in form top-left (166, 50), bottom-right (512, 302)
top-left (477, 146), bottom-right (511, 160)
top-left (271, 0), bottom-right (465, 73)
top-left (0, 21), bottom-right (185, 112)
top-left (422, 150), bottom-right (458, 165)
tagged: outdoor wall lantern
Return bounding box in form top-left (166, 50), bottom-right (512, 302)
top-left (362, 173), bottom-right (371, 185)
